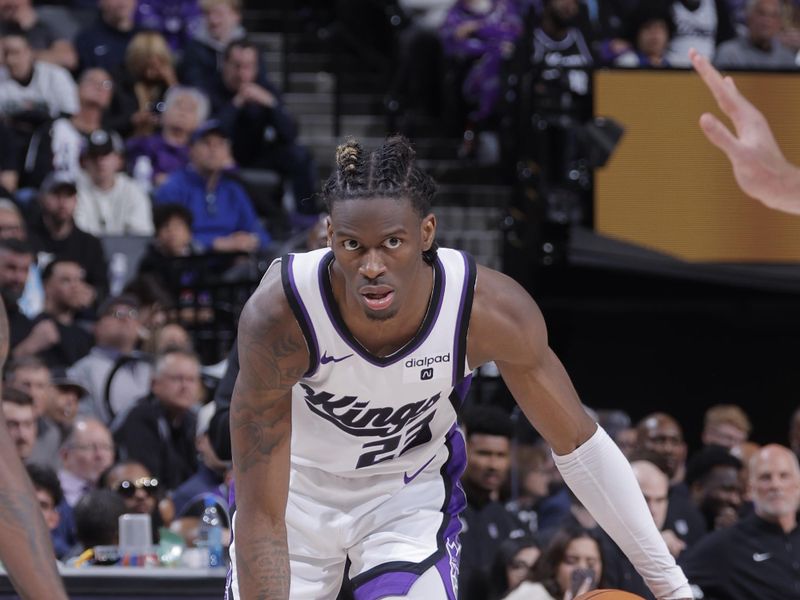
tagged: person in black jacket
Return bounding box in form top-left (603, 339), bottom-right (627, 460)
top-left (680, 444), bottom-right (800, 600)
top-left (112, 349), bottom-right (200, 492)
top-left (209, 39), bottom-right (317, 217)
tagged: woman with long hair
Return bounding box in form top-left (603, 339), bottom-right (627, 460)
top-left (503, 526), bottom-right (606, 600)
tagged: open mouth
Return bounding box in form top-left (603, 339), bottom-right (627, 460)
top-left (360, 287), bottom-right (395, 311)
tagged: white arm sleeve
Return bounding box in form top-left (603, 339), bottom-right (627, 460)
top-left (552, 426), bottom-right (692, 600)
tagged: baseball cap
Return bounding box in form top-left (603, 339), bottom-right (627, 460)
top-left (40, 171), bottom-right (77, 195)
top-left (97, 294), bottom-right (140, 318)
top-left (83, 129), bottom-right (124, 157)
top-left (190, 119), bottom-right (227, 145)
top-left (50, 368), bottom-right (89, 398)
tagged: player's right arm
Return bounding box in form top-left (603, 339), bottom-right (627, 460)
top-left (231, 264), bottom-right (308, 599)
top-left (690, 48), bottom-right (800, 213)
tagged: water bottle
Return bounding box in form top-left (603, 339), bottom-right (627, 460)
top-left (197, 496), bottom-right (223, 568)
top-left (133, 155), bottom-right (153, 195)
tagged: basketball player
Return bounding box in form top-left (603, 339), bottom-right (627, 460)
top-left (690, 47), bottom-right (800, 211)
top-left (0, 297), bottom-right (68, 599)
top-left (229, 137), bottom-right (692, 600)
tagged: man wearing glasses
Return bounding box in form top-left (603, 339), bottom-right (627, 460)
top-left (68, 293), bottom-right (152, 424)
top-left (113, 348), bottom-right (201, 491)
top-left (57, 417), bottom-right (115, 507)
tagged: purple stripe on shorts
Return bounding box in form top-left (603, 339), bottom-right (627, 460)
top-left (354, 571), bottom-right (418, 600)
top-left (287, 254), bottom-right (321, 377)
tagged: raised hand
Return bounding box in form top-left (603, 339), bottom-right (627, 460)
top-left (689, 48), bottom-right (800, 213)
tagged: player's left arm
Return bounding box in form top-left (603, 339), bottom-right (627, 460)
top-left (467, 266), bottom-right (692, 600)
top-left (0, 297), bottom-right (68, 600)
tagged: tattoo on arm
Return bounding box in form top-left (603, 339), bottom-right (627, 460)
top-left (233, 324), bottom-right (304, 474)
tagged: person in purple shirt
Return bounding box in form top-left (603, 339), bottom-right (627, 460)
top-left (153, 120), bottom-right (271, 253)
top-left (440, 0), bottom-right (523, 127)
top-left (135, 0), bottom-right (203, 54)
top-left (126, 86), bottom-right (209, 188)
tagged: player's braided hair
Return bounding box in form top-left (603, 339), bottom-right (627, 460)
top-left (322, 136), bottom-right (438, 264)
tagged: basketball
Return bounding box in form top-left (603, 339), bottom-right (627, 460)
top-left (575, 591), bottom-right (646, 600)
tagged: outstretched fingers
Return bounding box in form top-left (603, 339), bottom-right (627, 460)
top-left (699, 112), bottom-right (741, 158)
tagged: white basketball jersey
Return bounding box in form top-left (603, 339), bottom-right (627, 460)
top-left (281, 247), bottom-right (476, 477)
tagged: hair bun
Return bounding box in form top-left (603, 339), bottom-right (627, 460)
top-left (336, 139), bottom-right (361, 173)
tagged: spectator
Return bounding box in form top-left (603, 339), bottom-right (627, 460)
top-left (0, 238), bottom-right (35, 349)
top-left (25, 463), bottom-right (66, 555)
top-left (685, 444), bottom-right (744, 531)
top-left (27, 171), bottom-right (109, 294)
top-left (637, 413), bottom-right (707, 548)
top-left (134, 0), bottom-right (203, 53)
top-left (5, 355), bottom-right (61, 468)
top-left (102, 460), bottom-right (170, 540)
top-left (113, 349), bottom-right (201, 491)
top-left (680, 445), bottom-right (800, 600)
top-left (74, 0), bottom-right (139, 73)
top-left (506, 443), bottom-right (552, 535)
top-left (115, 31), bottom-right (178, 138)
top-left (530, 0), bottom-right (594, 96)
top-left (137, 203), bottom-right (199, 291)
top-left (791, 405), bottom-right (800, 461)
top-left (169, 401), bottom-right (230, 516)
top-left (121, 274), bottom-right (174, 344)
top-left (614, 3), bottom-right (676, 67)
top-left (714, 0), bottom-right (796, 69)
top-left (1, 385), bottom-right (37, 461)
top-left (212, 39), bottom-right (317, 215)
top-left (22, 68), bottom-right (115, 189)
top-left (0, 27), bottom-right (78, 159)
top-left (666, 0), bottom-right (735, 66)
top-left (603, 459), bottom-right (678, 600)
top-left (144, 322), bottom-right (193, 356)
top-left (154, 120), bottom-right (271, 253)
top-left (48, 369), bottom-right (85, 433)
top-left (0, 27), bottom-right (77, 121)
top-left (0, 200), bottom-right (25, 240)
top-left (505, 526), bottom-right (606, 600)
top-left (66, 488), bottom-right (126, 563)
top-left (459, 404), bottom-right (525, 600)
top-left (68, 294), bottom-right (152, 424)
top-left (701, 404), bottom-right (751, 450)
top-left (180, 0), bottom-right (247, 91)
top-left (57, 417), bottom-right (115, 507)
top-left (74, 129), bottom-right (154, 237)
top-left (0, 0), bottom-right (77, 70)
top-left (487, 536), bottom-right (542, 600)
top-left (126, 86), bottom-right (209, 189)
top-left (440, 0), bottom-right (523, 130)
top-left (13, 259), bottom-right (94, 368)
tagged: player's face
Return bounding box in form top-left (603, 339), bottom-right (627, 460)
top-left (328, 197), bottom-right (435, 322)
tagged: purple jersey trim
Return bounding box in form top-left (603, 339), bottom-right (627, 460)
top-left (451, 251), bottom-right (476, 386)
top-left (317, 252), bottom-right (446, 367)
top-left (284, 254), bottom-right (321, 377)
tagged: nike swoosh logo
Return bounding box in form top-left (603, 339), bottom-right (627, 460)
top-left (753, 552), bottom-right (771, 562)
top-left (403, 456), bottom-right (436, 484)
top-left (320, 351), bottom-right (354, 364)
